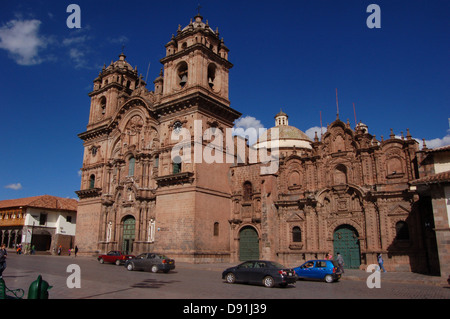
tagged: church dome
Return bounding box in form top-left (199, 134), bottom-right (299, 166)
top-left (106, 52), bottom-right (134, 72)
top-left (253, 110), bottom-right (312, 149)
top-left (181, 14), bottom-right (215, 33)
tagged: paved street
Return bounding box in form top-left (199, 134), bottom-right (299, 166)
top-left (2, 253), bottom-right (449, 301)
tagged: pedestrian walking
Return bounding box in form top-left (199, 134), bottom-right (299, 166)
top-left (336, 252), bottom-right (345, 274)
top-left (74, 246), bottom-right (78, 257)
top-left (326, 252), bottom-right (333, 260)
top-left (57, 245), bottom-right (62, 255)
top-left (377, 253), bottom-right (387, 272)
top-left (0, 244), bottom-right (7, 279)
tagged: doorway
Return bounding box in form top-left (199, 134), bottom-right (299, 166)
top-left (333, 225), bottom-right (361, 269)
top-left (239, 226), bottom-right (259, 261)
top-left (122, 216), bottom-right (135, 254)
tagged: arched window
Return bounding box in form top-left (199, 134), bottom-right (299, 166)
top-left (89, 174), bottom-right (95, 189)
top-left (128, 156), bottom-right (135, 176)
top-left (177, 61), bottom-right (188, 88)
top-left (243, 181), bottom-right (252, 201)
top-left (334, 164), bottom-right (348, 185)
top-left (100, 96), bottom-right (106, 115)
top-left (292, 226), bottom-right (302, 242)
top-left (214, 222), bottom-right (219, 236)
top-left (395, 221), bottom-right (409, 240)
top-left (288, 171), bottom-right (301, 187)
top-left (173, 156), bottom-right (182, 174)
top-left (207, 63), bottom-right (216, 89)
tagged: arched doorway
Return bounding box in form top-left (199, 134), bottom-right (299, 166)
top-left (122, 216), bottom-right (135, 254)
top-left (239, 226), bottom-right (259, 261)
top-left (333, 225), bottom-right (361, 269)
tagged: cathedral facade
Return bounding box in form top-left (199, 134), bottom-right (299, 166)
top-left (75, 14), bottom-right (439, 272)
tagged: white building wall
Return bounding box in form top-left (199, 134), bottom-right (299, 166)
top-left (24, 207), bottom-right (76, 236)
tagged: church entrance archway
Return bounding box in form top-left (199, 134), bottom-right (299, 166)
top-left (239, 226), bottom-right (259, 261)
top-left (121, 216), bottom-right (135, 254)
top-left (333, 225), bottom-right (361, 269)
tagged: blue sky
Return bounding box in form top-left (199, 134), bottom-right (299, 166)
top-left (0, 0), bottom-right (449, 200)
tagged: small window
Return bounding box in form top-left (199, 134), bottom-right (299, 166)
top-left (243, 181), bottom-right (252, 201)
top-left (67, 216), bottom-right (72, 223)
top-left (292, 226), bottom-right (302, 242)
top-left (173, 156), bottom-right (182, 174)
top-left (39, 213), bottom-right (47, 226)
top-left (214, 222), bottom-right (219, 236)
top-left (128, 156), bottom-right (135, 176)
top-left (89, 174), bottom-right (95, 189)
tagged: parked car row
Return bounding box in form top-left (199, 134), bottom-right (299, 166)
top-left (222, 259), bottom-right (341, 288)
top-left (97, 251), bottom-right (176, 273)
top-left (98, 252), bottom-right (341, 288)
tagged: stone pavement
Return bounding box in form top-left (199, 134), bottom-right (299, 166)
top-left (178, 262), bottom-right (450, 287)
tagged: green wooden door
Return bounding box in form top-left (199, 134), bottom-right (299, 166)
top-left (333, 225), bottom-right (360, 269)
top-left (239, 227), bottom-right (259, 261)
top-left (122, 216), bottom-right (135, 254)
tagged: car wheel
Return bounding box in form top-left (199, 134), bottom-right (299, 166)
top-left (115, 260), bottom-right (121, 266)
top-left (225, 273), bottom-right (236, 284)
top-left (99, 258), bottom-right (104, 264)
top-left (263, 276), bottom-right (275, 288)
top-left (325, 274), bottom-right (334, 283)
top-left (126, 263), bottom-right (134, 271)
top-left (151, 265), bottom-right (158, 273)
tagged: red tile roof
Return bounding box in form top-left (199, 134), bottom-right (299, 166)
top-left (425, 145), bottom-right (450, 153)
top-left (411, 170), bottom-right (450, 185)
top-left (0, 195), bottom-right (77, 211)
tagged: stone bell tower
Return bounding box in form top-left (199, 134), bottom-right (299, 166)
top-left (149, 13), bottom-right (241, 262)
top-left (159, 13), bottom-right (232, 106)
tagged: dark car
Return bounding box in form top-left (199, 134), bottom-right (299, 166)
top-left (222, 260), bottom-right (297, 288)
top-left (293, 260), bottom-right (341, 283)
top-left (125, 253), bottom-right (175, 273)
top-left (97, 251), bottom-right (135, 265)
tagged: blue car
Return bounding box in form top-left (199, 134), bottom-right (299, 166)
top-left (293, 260), bottom-right (341, 283)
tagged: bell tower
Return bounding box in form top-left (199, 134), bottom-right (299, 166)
top-left (87, 52), bottom-right (142, 130)
top-left (159, 13), bottom-right (232, 106)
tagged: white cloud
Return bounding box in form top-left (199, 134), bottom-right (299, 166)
top-left (305, 126), bottom-right (327, 141)
top-left (107, 35), bottom-right (129, 45)
top-left (62, 35), bottom-right (89, 46)
top-left (0, 19), bottom-right (47, 65)
top-left (232, 116), bottom-right (267, 145)
top-left (4, 183), bottom-right (22, 190)
top-left (422, 132), bottom-right (450, 149)
top-left (69, 47), bottom-right (88, 68)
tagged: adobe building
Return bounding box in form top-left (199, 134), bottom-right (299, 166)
top-left (75, 14), bottom-right (446, 278)
top-left (0, 195), bottom-right (77, 255)
top-left (411, 145), bottom-right (450, 281)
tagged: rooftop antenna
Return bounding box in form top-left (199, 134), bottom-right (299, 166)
top-left (335, 88), bottom-right (339, 119)
top-left (145, 62), bottom-right (151, 84)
